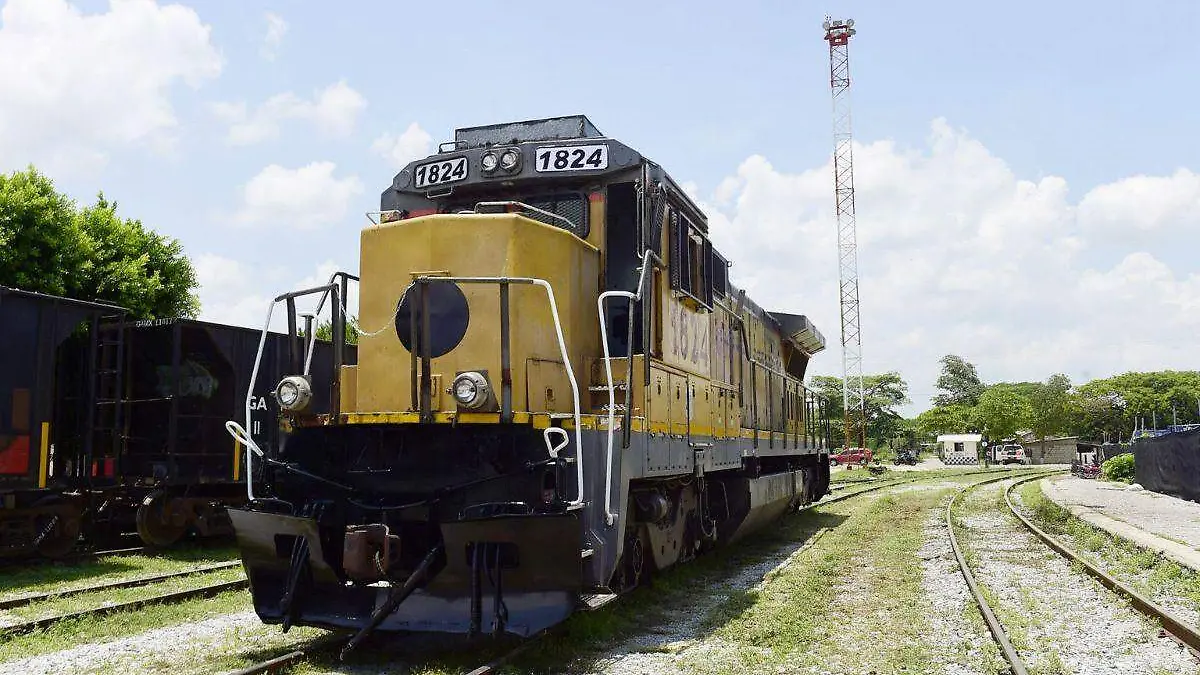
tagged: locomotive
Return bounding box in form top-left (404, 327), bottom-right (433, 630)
top-left (225, 116), bottom-right (833, 651)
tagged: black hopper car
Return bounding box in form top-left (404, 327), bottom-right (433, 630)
top-left (0, 285), bottom-right (349, 558)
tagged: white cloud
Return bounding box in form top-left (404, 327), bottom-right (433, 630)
top-left (212, 80), bottom-right (367, 145)
top-left (260, 11), bottom-right (286, 61)
top-left (1077, 168), bottom-right (1200, 236)
top-left (195, 254), bottom-right (359, 331)
top-left (371, 122), bottom-right (432, 168)
top-left (697, 117), bottom-right (1200, 414)
top-left (0, 0), bottom-right (222, 173)
top-left (233, 161), bottom-right (363, 228)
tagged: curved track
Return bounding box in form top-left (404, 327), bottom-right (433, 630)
top-left (948, 471), bottom-right (1200, 675)
top-left (1004, 474), bottom-right (1200, 653)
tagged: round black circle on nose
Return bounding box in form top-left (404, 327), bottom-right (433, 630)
top-left (394, 281), bottom-right (470, 358)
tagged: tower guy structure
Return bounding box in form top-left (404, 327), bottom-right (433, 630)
top-left (823, 17), bottom-right (866, 450)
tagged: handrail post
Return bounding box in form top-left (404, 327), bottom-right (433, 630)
top-left (499, 283), bottom-right (513, 424)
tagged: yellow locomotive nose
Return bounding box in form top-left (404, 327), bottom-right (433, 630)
top-left (350, 211), bottom-right (600, 419)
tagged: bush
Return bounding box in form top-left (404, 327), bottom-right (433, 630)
top-left (1100, 453), bottom-right (1135, 483)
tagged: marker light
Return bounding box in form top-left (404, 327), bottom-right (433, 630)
top-left (481, 152), bottom-right (499, 173)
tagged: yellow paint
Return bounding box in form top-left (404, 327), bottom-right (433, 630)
top-left (233, 439), bottom-right (241, 481)
top-left (339, 365), bottom-right (358, 414)
top-left (37, 422), bottom-right (49, 488)
top-left (355, 213), bottom-right (599, 416)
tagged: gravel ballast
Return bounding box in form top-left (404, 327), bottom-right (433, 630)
top-left (959, 480), bottom-right (1199, 675)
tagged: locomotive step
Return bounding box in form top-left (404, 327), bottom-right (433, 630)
top-left (578, 592), bottom-right (618, 611)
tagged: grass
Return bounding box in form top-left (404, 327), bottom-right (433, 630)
top-left (1, 469), bottom-right (1036, 675)
top-left (0, 543), bottom-right (240, 600)
top-left (656, 476), bottom-right (1004, 674)
top-left (2, 566), bottom-right (245, 622)
top-left (0, 588), bottom-right (262, 665)
top-left (1017, 480), bottom-right (1200, 617)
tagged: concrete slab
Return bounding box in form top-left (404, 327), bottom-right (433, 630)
top-left (1040, 475), bottom-right (1200, 573)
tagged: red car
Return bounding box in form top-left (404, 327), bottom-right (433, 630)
top-left (831, 447), bottom-right (873, 466)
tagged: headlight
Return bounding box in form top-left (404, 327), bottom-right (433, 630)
top-left (481, 152), bottom-right (499, 173)
top-left (499, 149), bottom-right (520, 171)
top-left (274, 375), bottom-right (312, 412)
top-left (451, 371), bottom-right (490, 409)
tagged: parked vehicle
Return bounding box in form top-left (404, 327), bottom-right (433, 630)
top-left (894, 448), bottom-right (918, 465)
top-left (831, 447), bottom-right (873, 465)
top-left (990, 443), bottom-right (1027, 465)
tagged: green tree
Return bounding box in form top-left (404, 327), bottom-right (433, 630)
top-left (0, 165), bottom-right (88, 296)
top-left (914, 404), bottom-right (977, 438)
top-left (809, 372), bottom-right (911, 447)
top-left (311, 316), bottom-right (361, 345)
top-left (975, 384), bottom-right (1032, 440)
top-left (0, 167), bottom-right (198, 319)
top-left (932, 354), bottom-right (986, 407)
top-left (1071, 370), bottom-right (1200, 440)
top-left (1029, 373), bottom-right (1072, 440)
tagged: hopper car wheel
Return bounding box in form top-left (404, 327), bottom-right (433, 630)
top-left (136, 490), bottom-right (189, 549)
top-left (32, 500), bottom-right (82, 559)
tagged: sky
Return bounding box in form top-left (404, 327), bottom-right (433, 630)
top-left (2, 0), bottom-right (1198, 415)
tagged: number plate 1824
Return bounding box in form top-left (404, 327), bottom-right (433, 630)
top-left (534, 144), bottom-right (609, 172)
top-left (413, 156), bottom-right (467, 189)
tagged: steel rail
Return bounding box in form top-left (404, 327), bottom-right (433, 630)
top-left (946, 473), bottom-right (1046, 675)
top-left (808, 465), bottom-right (1041, 512)
top-left (0, 577), bottom-right (247, 636)
top-left (222, 467), bottom-right (1040, 674)
top-left (223, 633), bottom-right (349, 675)
top-left (1004, 474), bottom-right (1200, 654)
top-left (0, 560), bottom-right (241, 610)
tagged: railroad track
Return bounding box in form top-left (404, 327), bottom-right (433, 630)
top-left (0, 560), bottom-right (242, 611)
top-left (225, 466), bottom-right (1038, 674)
top-left (948, 471), bottom-right (1200, 675)
top-left (0, 575), bottom-right (247, 637)
top-left (225, 628), bottom-right (550, 675)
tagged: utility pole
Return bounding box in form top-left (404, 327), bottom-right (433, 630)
top-left (823, 16), bottom-right (866, 450)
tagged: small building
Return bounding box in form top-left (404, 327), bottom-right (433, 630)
top-left (1017, 432), bottom-right (1079, 465)
top-left (937, 433), bottom-right (982, 465)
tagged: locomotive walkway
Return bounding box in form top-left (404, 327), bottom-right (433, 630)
top-left (1041, 475), bottom-right (1200, 572)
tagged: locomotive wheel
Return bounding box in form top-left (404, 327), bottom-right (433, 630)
top-left (136, 491), bottom-right (189, 549)
top-left (32, 501), bottom-right (82, 559)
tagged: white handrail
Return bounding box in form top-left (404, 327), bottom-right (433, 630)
top-left (228, 274), bottom-right (585, 508)
top-left (412, 275), bottom-right (585, 508)
top-left (229, 298), bottom-right (278, 501)
top-left (597, 250), bottom-right (653, 526)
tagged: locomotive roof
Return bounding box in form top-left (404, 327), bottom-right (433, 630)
top-left (453, 115), bottom-right (604, 148)
top-left (381, 115), bottom-right (708, 231)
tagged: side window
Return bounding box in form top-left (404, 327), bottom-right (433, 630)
top-left (954, 442), bottom-right (964, 453)
top-left (711, 249), bottom-right (729, 299)
top-left (668, 206), bottom-right (712, 309)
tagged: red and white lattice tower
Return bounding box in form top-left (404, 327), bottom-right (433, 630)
top-left (823, 17), bottom-right (866, 450)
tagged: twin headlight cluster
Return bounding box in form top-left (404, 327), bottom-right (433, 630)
top-left (480, 147), bottom-right (521, 175)
top-left (272, 371), bottom-right (494, 412)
